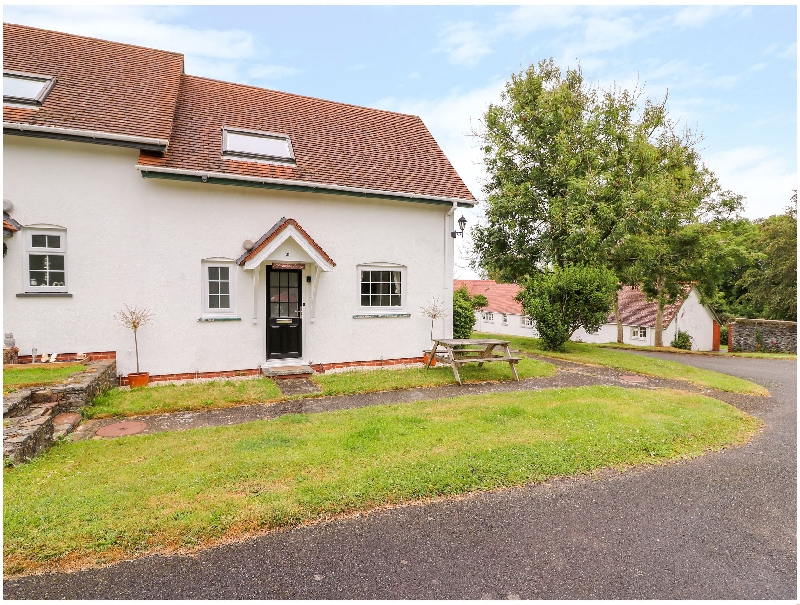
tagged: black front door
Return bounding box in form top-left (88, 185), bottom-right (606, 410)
top-left (267, 268), bottom-right (302, 358)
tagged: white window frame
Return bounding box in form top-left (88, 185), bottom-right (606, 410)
top-left (357, 263), bottom-right (406, 311)
top-left (482, 311), bottom-right (494, 323)
top-left (522, 315), bottom-right (534, 328)
top-left (631, 326), bottom-right (647, 340)
top-left (221, 127), bottom-right (295, 165)
top-left (23, 226), bottom-right (67, 293)
top-left (501, 313), bottom-right (508, 325)
top-left (4, 70), bottom-right (56, 107)
top-left (201, 259), bottom-right (237, 318)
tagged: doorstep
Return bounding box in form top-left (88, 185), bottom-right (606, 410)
top-left (261, 364), bottom-right (315, 378)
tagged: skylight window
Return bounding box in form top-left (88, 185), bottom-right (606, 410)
top-left (222, 128), bottom-right (295, 164)
top-left (3, 71), bottom-right (55, 106)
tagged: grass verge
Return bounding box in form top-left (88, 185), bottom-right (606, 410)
top-left (474, 332), bottom-right (768, 396)
top-left (4, 385), bottom-right (759, 575)
top-left (84, 358), bottom-right (556, 418)
top-left (3, 364), bottom-right (87, 391)
top-left (311, 356), bottom-right (555, 396)
top-left (85, 378), bottom-right (284, 419)
top-left (597, 342), bottom-right (797, 360)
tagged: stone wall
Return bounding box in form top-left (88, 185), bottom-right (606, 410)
top-left (729, 319), bottom-right (797, 353)
top-left (3, 360), bottom-right (116, 464)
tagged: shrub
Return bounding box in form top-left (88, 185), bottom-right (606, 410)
top-left (671, 330), bottom-right (693, 350)
top-left (453, 286), bottom-right (477, 339)
top-left (520, 265), bottom-right (617, 351)
top-left (719, 325), bottom-right (728, 346)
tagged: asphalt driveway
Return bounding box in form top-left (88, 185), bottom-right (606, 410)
top-left (4, 355), bottom-right (796, 599)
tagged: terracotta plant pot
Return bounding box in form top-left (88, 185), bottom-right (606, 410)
top-left (128, 372), bottom-right (150, 389)
top-left (423, 353), bottom-right (437, 367)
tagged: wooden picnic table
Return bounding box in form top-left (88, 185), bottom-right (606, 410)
top-left (425, 338), bottom-right (521, 386)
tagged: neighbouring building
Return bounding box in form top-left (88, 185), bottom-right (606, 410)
top-left (3, 24), bottom-right (476, 381)
top-left (456, 280), bottom-right (719, 351)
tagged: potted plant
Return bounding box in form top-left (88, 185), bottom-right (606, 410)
top-left (420, 296), bottom-right (447, 366)
top-left (116, 304), bottom-right (153, 388)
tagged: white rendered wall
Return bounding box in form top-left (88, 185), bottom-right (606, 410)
top-left (472, 311), bottom-right (539, 338)
top-left (3, 136), bottom-right (457, 375)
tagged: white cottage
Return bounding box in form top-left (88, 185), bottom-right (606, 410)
top-left (457, 280), bottom-right (720, 351)
top-left (2, 24), bottom-right (476, 382)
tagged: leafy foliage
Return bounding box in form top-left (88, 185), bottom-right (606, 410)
top-left (520, 265), bottom-right (617, 350)
top-left (453, 286), bottom-right (477, 338)
top-left (670, 330), bottom-right (693, 350)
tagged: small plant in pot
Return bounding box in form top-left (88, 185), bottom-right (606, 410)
top-left (116, 304), bottom-right (153, 388)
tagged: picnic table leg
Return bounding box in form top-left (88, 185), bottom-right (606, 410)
top-left (426, 342), bottom-right (438, 369)
top-left (478, 343), bottom-right (494, 367)
top-left (448, 346), bottom-right (463, 385)
top-left (505, 344), bottom-right (519, 380)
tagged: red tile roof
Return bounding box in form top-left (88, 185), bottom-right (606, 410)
top-left (611, 285), bottom-right (687, 328)
top-left (454, 281), bottom-right (692, 327)
top-left (3, 23), bottom-right (183, 142)
top-left (237, 217), bottom-right (336, 267)
top-left (137, 75), bottom-right (475, 201)
top-left (3, 219), bottom-right (18, 233)
top-left (454, 280), bottom-right (524, 315)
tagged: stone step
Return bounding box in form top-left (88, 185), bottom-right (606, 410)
top-left (52, 412), bottom-right (82, 440)
top-left (261, 365), bottom-right (314, 378)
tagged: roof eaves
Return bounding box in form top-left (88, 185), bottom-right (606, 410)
top-left (3, 122), bottom-right (169, 152)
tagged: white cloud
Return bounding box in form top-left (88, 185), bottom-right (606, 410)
top-left (706, 146), bottom-right (797, 218)
top-left (673, 6), bottom-right (729, 28)
top-left (437, 22), bottom-right (492, 66)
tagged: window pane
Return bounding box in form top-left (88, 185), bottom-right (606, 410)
top-left (49, 255), bottom-right (64, 270)
top-left (29, 271), bottom-right (47, 286)
top-left (361, 282), bottom-right (370, 294)
top-left (288, 273), bottom-right (298, 287)
top-left (380, 271), bottom-right (390, 282)
top-left (280, 272), bottom-right (288, 287)
top-left (219, 281), bottom-right (229, 295)
top-left (390, 295), bottom-right (400, 306)
top-left (219, 295), bottom-right (230, 309)
top-left (270, 272), bottom-right (279, 286)
top-left (209, 281), bottom-right (219, 294)
top-left (209, 296), bottom-right (220, 309)
top-left (209, 267), bottom-right (219, 280)
top-left (219, 266), bottom-right (229, 280)
top-left (361, 271), bottom-right (369, 283)
top-left (46, 235), bottom-right (61, 248)
top-left (29, 254), bottom-right (47, 270)
top-left (50, 272), bottom-right (65, 286)
top-left (280, 303), bottom-right (288, 317)
top-left (271, 303), bottom-right (280, 317)
top-left (289, 303), bottom-right (298, 317)
top-left (270, 287), bottom-right (280, 302)
top-left (361, 295), bottom-right (370, 306)
top-left (380, 295), bottom-right (390, 306)
top-left (371, 295), bottom-right (380, 306)
top-left (225, 131), bottom-right (292, 159)
top-left (31, 235), bottom-right (47, 248)
top-left (377, 282), bottom-right (389, 295)
top-left (3, 75), bottom-right (48, 100)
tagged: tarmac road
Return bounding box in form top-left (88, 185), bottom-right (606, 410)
top-left (5, 355), bottom-right (796, 599)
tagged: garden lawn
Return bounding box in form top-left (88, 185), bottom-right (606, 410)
top-left (312, 356), bottom-right (554, 396)
top-left (4, 385), bottom-right (759, 575)
top-left (597, 342), bottom-right (797, 360)
top-left (474, 332), bottom-right (768, 396)
top-left (84, 358), bottom-right (556, 418)
top-left (3, 364), bottom-right (87, 391)
top-left (85, 378), bottom-right (284, 419)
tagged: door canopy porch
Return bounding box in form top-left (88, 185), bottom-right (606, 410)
top-left (237, 217), bottom-right (336, 272)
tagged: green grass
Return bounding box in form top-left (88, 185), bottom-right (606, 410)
top-left (85, 378), bottom-right (284, 419)
top-left (597, 342), bottom-right (797, 360)
top-left (474, 332), bottom-right (769, 396)
top-left (312, 356), bottom-right (555, 396)
top-left (85, 359), bottom-right (556, 419)
top-left (3, 364), bottom-right (87, 390)
top-left (4, 386), bottom-right (759, 575)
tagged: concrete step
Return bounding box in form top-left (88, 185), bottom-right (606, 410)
top-left (261, 365), bottom-right (314, 378)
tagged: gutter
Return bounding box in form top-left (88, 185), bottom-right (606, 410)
top-left (135, 164), bottom-right (476, 207)
top-left (3, 122), bottom-right (169, 152)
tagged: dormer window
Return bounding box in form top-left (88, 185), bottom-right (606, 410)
top-left (3, 70), bottom-right (55, 106)
top-left (222, 127), bottom-right (295, 164)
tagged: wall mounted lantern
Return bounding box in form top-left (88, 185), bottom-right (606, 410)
top-left (451, 215), bottom-right (467, 238)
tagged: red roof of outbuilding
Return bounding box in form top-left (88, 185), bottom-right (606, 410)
top-left (3, 23), bottom-right (183, 142)
top-left (454, 280), bottom-right (524, 315)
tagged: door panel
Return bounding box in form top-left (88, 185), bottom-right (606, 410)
top-left (267, 269), bottom-right (302, 358)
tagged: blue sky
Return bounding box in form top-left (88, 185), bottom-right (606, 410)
top-left (5, 5), bottom-right (796, 278)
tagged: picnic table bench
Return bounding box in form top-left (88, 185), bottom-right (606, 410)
top-left (425, 338), bottom-right (521, 386)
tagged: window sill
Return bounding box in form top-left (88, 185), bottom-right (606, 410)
top-left (17, 292), bottom-right (72, 297)
top-left (352, 313), bottom-right (411, 319)
top-left (198, 317), bottom-right (241, 322)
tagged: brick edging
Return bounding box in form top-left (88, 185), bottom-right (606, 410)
top-left (313, 357), bottom-right (425, 373)
top-left (16, 351), bottom-right (116, 364)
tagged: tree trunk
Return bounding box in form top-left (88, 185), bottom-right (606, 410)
top-left (134, 329), bottom-right (140, 374)
top-left (654, 275), bottom-right (665, 347)
top-left (614, 293), bottom-right (623, 343)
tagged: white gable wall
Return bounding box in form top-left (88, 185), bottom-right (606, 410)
top-left (473, 311), bottom-right (539, 338)
top-left (3, 135), bottom-right (456, 375)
